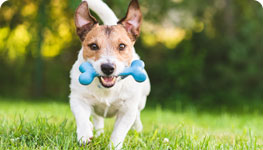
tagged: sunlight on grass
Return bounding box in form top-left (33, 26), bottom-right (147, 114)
top-left (0, 99), bottom-right (262, 149)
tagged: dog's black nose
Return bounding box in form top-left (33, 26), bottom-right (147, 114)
top-left (101, 63), bottom-right (115, 75)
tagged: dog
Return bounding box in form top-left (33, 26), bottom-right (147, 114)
top-left (69, 0), bottom-right (150, 149)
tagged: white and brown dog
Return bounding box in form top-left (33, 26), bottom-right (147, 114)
top-left (69, 0), bottom-right (150, 149)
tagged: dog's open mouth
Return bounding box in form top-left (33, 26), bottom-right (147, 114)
top-left (99, 76), bottom-right (117, 88)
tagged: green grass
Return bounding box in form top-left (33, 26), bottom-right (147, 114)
top-left (0, 98), bottom-right (263, 149)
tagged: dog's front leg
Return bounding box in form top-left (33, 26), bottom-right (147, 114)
top-left (70, 95), bottom-right (93, 145)
top-left (110, 106), bottom-right (137, 149)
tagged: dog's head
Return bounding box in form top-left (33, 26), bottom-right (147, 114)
top-left (75, 0), bottom-right (142, 88)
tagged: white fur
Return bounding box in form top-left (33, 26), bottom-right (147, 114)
top-left (83, 0), bottom-right (118, 25)
top-left (69, 0), bottom-right (150, 149)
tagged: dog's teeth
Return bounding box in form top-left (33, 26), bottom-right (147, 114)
top-left (100, 76), bottom-right (116, 87)
top-left (101, 77), bottom-right (105, 83)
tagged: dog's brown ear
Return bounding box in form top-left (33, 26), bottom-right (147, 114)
top-left (75, 1), bottom-right (98, 41)
top-left (118, 0), bottom-right (142, 41)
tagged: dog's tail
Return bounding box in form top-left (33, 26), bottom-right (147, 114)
top-left (82, 0), bottom-right (118, 25)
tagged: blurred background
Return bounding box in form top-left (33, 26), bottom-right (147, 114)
top-left (0, 0), bottom-right (262, 112)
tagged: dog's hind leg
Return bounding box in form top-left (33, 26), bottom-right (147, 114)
top-left (132, 96), bottom-right (147, 132)
top-left (92, 113), bottom-right (104, 137)
top-left (132, 111), bottom-right (143, 132)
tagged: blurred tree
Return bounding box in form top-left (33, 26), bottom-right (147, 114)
top-left (0, 0), bottom-right (262, 109)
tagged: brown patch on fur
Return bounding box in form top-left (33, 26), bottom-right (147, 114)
top-left (82, 25), bottom-right (134, 64)
top-left (105, 26), bottom-right (112, 37)
top-left (77, 23), bottom-right (98, 41)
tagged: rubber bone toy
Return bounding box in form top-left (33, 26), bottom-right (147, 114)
top-left (79, 60), bottom-right (147, 85)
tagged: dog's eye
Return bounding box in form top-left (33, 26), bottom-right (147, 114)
top-left (88, 43), bottom-right (99, 50)
top-left (119, 43), bottom-right (126, 51)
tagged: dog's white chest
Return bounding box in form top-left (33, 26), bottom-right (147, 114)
top-left (84, 80), bottom-right (129, 117)
top-left (93, 98), bottom-right (125, 117)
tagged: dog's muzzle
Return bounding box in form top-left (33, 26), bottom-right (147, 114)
top-left (99, 63), bottom-right (117, 88)
top-left (101, 63), bottom-right (115, 75)
top-left (98, 76), bottom-right (117, 88)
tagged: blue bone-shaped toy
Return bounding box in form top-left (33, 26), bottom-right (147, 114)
top-left (79, 60), bottom-right (147, 85)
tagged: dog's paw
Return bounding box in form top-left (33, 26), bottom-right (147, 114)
top-left (95, 129), bottom-right (104, 137)
top-left (77, 126), bottom-right (93, 145)
top-left (78, 135), bottom-right (93, 146)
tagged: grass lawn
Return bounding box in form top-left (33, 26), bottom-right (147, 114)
top-left (0, 98), bottom-right (263, 149)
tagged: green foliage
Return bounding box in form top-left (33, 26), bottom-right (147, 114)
top-left (0, 0), bottom-right (262, 109)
